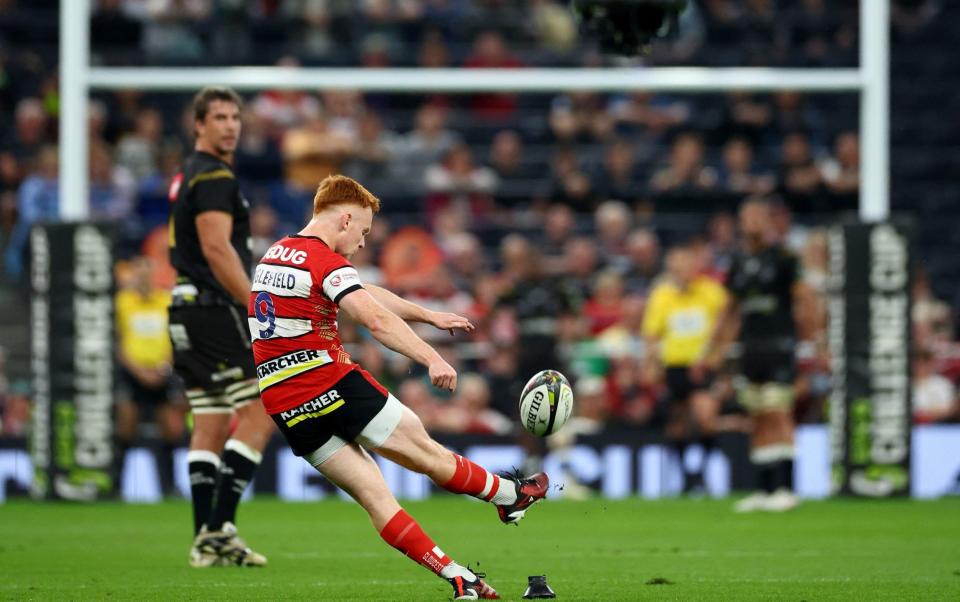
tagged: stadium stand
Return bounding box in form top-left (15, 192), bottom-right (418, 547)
top-left (0, 0), bottom-right (958, 438)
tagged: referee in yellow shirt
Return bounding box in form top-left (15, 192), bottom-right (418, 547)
top-left (642, 243), bottom-right (727, 494)
top-left (116, 256), bottom-right (184, 495)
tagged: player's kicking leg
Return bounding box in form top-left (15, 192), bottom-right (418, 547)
top-left (318, 441), bottom-right (500, 600)
top-left (371, 400), bottom-right (549, 525)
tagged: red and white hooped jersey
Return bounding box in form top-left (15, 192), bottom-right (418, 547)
top-left (248, 235), bottom-right (363, 415)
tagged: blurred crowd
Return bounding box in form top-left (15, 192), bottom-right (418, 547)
top-left (85, 0), bottom-right (865, 69)
top-left (1, 0), bottom-right (958, 438)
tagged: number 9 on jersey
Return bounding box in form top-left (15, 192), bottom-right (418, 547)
top-left (254, 291), bottom-right (276, 339)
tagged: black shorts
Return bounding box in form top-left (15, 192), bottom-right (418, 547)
top-left (117, 367), bottom-right (178, 405)
top-left (168, 304), bottom-right (259, 413)
top-left (664, 366), bottom-right (713, 403)
top-left (272, 369), bottom-right (403, 466)
top-left (740, 340), bottom-right (796, 384)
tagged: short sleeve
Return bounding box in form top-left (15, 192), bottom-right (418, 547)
top-left (190, 169), bottom-right (237, 214)
top-left (322, 265), bottom-right (363, 304)
top-left (725, 255), bottom-right (744, 300)
top-left (712, 281), bottom-right (728, 313)
top-left (115, 291), bottom-right (129, 330)
top-left (641, 287), bottom-right (665, 338)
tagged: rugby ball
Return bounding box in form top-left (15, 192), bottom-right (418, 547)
top-left (519, 370), bottom-right (574, 436)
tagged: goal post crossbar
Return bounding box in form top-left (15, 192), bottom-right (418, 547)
top-left (85, 67), bottom-right (865, 93)
top-left (60, 0), bottom-right (889, 222)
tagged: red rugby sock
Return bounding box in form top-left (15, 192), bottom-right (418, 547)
top-left (379, 509), bottom-right (451, 575)
top-left (442, 453), bottom-right (503, 502)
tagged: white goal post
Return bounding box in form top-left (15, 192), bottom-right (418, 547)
top-left (60, 0), bottom-right (889, 222)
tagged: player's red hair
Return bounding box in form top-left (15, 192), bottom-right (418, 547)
top-left (313, 174), bottom-right (381, 215)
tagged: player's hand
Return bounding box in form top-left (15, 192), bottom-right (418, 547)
top-left (428, 311), bottom-right (475, 336)
top-left (428, 359), bottom-right (458, 392)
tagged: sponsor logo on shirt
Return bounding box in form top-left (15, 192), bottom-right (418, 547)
top-left (264, 244), bottom-right (307, 265)
top-left (257, 349), bottom-right (329, 379)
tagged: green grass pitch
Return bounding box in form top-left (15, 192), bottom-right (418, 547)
top-left (1, 496), bottom-right (959, 600)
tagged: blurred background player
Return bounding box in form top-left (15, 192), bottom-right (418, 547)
top-left (642, 243), bottom-right (727, 495)
top-left (247, 175), bottom-right (547, 599)
top-left (491, 235), bottom-right (582, 474)
top-left (0, 0), bottom-right (953, 529)
top-left (167, 87), bottom-right (276, 566)
top-left (705, 197), bottom-right (820, 512)
top-left (492, 235), bottom-right (582, 380)
top-left (115, 255), bottom-right (184, 496)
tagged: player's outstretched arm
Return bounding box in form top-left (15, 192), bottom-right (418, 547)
top-left (365, 283), bottom-right (474, 335)
top-left (339, 288), bottom-right (458, 391)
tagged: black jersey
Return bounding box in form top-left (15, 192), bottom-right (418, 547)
top-left (726, 244), bottom-right (799, 344)
top-left (497, 276), bottom-right (581, 335)
top-left (169, 151), bottom-right (251, 305)
top-left (496, 275), bottom-right (582, 376)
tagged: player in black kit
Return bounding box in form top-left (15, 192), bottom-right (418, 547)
top-left (701, 198), bottom-right (819, 512)
top-left (492, 235), bottom-right (582, 477)
top-left (168, 87), bottom-right (275, 566)
top-left (494, 236), bottom-right (583, 392)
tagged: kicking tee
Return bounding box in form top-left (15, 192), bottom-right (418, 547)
top-left (248, 235), bottom-right (363, 415)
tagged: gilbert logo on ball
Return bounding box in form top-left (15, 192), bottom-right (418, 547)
top-left (519, 369), bottom-right (574, 437)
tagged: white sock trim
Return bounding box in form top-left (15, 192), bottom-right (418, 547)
top-left (478, 472), bottom-right (495, 499)
top-left (186, 450), bottom-right (221, 466)
top-left (771, 444), bottom-right (795, 461)
top-left (224, 438), bottom-right (263, 464)
top-left (750, 445), bottom-right (781, 465)
top-left (489, 476), bottom-right (517, 505)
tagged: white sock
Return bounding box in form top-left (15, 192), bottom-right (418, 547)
top-left (440, 562), bottom-right (477, 581)
top-left (489, 476), bottom-right (518, 505)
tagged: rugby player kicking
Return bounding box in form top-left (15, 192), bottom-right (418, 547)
top-left (245, 174), bottom-right (548, 599)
